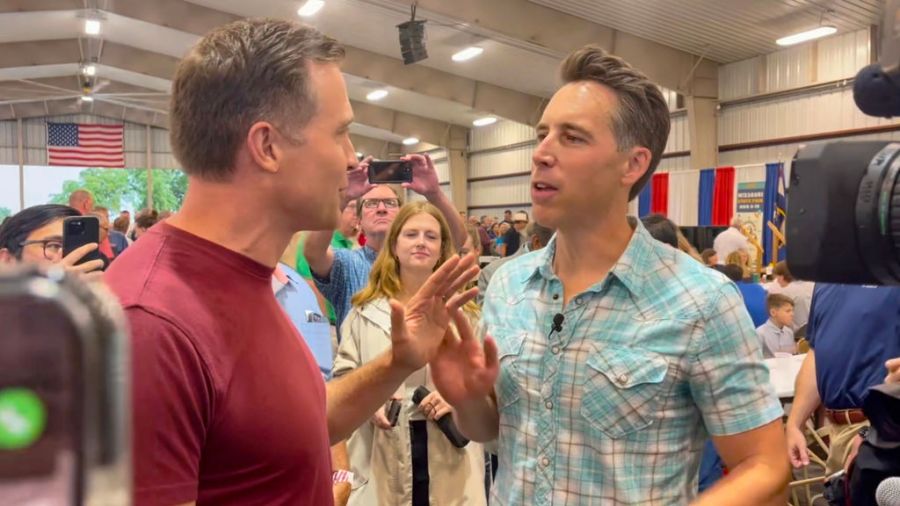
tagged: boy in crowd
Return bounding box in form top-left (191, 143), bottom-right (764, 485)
top-left (756, 293), bottom-right (796, 358)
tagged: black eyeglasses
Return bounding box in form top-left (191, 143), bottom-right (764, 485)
top-left (19, 239), bottom-right (63, 260)
top-left (362, 198), bottom-right (400, 209)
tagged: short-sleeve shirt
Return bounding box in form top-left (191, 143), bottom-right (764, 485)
top-left (756, 320), bottom-right (795, 357)
top-left (806, 283), bottom-right (900, 409)
top-left (312, 246), bottom-right (378, 333)
top-left (737, 281), bottom-right (769, 327)
top-left (483, 221), bottom-right (782, 505)
top-left (274, 263), bottom-right (333, 380)
top-left (105, 223), bottom-right (332, 506)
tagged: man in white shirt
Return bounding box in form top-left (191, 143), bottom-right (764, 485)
top-left (713, 218), bottom-right (750, 264)
top-left (764, 261), bottom-right (814, 332)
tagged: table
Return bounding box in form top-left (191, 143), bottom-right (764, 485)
top-left (764, 353), bottom-right (806, 399)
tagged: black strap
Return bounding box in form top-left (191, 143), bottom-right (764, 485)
top-left (410, 420), bottom-right (430, 506)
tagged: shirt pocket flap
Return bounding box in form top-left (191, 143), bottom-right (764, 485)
top-left (585, 347), bottom-right (668, 389)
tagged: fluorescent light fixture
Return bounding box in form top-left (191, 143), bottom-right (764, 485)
top-left (297, 0), bottom-right (325, 17)
top-left (366, 89), bottom-right (389, 101)
top-left (452, 46), bottom-right (484, 62)
top-left (776, 25), bottom-right (837, 46)
top-left (473, 116), bottom-right (497, 127)
top-left (80, 95), bottom-right (94, 102)
top-left (402, 137), bottom-right (419, 146)
top-left (82, 64), bottom-right (96, 76)
top-left (84, 19), bottom-right (101, 35)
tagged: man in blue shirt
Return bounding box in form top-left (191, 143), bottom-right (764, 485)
top-left (273, 263), bottom-right (334, 379)
top-left (786, 283), bottom-right (900, 475)
top-left (304, 154), bottom-right (467, 338)
top-left (429, 45), bottom-right (788, 505)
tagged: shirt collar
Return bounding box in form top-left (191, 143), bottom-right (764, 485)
top-left (524, 220), bottom-right (655, 298)
top-left (363, 246), bottom-right (378, 262)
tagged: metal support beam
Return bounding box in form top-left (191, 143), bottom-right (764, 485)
top-left (446, 125), bottom-right (468, 215)
top-left (17, 117), bottom-right (24, 211)
top-left (686, 96), bottom-right (718, 171)
top-left (146, 124), bottom-right (153, 209)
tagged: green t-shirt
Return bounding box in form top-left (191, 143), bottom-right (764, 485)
top-left (295, 231), bottom-right (354, 323)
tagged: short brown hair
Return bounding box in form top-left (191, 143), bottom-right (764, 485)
top-left (700, 248), bottom-right (717, 263)
top-left (355, 186), bottom-right (402, 217)
top-left (559, 46), bottom-right (670, 201)
top-left (773, 261), bottom-right (794, 282)
top-left (766, 293), bottom-right (794, 313)
top-left (170, 18), bottom-right (345, 181)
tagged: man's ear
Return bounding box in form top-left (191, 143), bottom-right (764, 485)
top-left (0, 248), bottom-right (15, 264)
top-left (621, 146), bottom-right (652, 188)
top-left (246, 122), bottom-right (283, 175)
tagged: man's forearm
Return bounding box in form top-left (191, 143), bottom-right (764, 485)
top-left (304, 231), bottom-right (335, 278)
top-left (691, 455), bottom-right (789, 506)
top-left (452, 394), bottom-right (500, 442)
top-left (325, 352), bottom-right (410, 443)
top-left (786, 351), bottom-right (820, 430)
top-left (427, 191), bottom-right (467, 250)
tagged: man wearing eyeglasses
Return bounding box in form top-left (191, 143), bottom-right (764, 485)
top-left (305, 153), bottom-right (468, 336)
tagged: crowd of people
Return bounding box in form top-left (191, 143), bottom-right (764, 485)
top-left (3, 16), bottom-right (900, 506)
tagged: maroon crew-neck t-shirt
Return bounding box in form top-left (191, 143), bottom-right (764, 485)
top-left (105, 222), bottom-right (332, 506)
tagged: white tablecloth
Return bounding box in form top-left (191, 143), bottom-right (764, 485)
top-left (764, 353), bottom-right (806, 399)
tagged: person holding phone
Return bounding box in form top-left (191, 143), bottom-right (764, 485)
top-left (0, 204), bottom-right (104, 281)
top-left (333, 201), bottom-right (486, 506)
top-left (305, 153), bottom-right (468, 338)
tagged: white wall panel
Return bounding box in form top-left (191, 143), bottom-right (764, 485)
top-left (152, 152), bottom-right (180, 169)
top-left (765, 44), bottom-right (813, 93)
top-left (719, 57), bottom-right (761, 101)
top-left (469, 119), bottom-right (534, 151)
top-left (469, 146), bottom-right (532, 178)
top-left (719, 87), bottom-right (900, 145)
top-left (817, 29), bottom-right (871, 83)
top-left (719, 29), bottom-right (871, 100)
top-left (407, 183), bottom-right (451, 204)
top-left (657, 155), bottom-right (691, 173)
top-left (469, 205), bottom-right (532, 219)
top-left (468, 175), bottom-right (531, 207)
top-left (665, 113), bottom-right (690, 154)
top-left (667, 170), bottom-right (699, 226)
top-left (720, 130), bottom-right (900, 171)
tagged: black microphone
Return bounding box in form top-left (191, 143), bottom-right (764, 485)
top-left (411, 386), bottom-right (469, 448)
top-left (551, 313), bottom-right (564, 333)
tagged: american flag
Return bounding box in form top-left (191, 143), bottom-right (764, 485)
top-left (47, 123), bottom-right (124, 168)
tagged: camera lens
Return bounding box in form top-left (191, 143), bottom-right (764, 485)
top-left (69, 220), bottom-right (84, 234)
top-left (788, 141), bottom-right (900, 285)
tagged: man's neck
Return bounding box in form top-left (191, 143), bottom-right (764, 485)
top-left (365, 233), bottom-right (386, 252)
top-left (166, 179), bottom-right (293, 268)
top-left (553, 211), bottom-right (634, 304)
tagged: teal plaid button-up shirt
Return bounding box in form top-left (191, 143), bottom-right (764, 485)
top-left (483, 222), bottom-right (782, 505)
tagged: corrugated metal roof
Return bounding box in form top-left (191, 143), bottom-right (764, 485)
top-left (530, 0), bottom-right (881, 63)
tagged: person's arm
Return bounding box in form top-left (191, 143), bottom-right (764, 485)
top-left (306, 162), bottom-right (374, 278)
top-left (692, 420), bottom-right (789, 506)
top-left (325, 254), bottom-right (479, 442)
top-left (785, 350), bottom-right (820, 467)
top-left (331, 442), bottom-right (351, 506)
top-left (689, 283), bottom-right (789, 505)
top-left (403, 153), bottom-right (467, 249)
top-left (885, 357), bottom-right (900, 383)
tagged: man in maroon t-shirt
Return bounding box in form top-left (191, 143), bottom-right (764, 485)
top-left (105, 19), bottom-right (477, 506)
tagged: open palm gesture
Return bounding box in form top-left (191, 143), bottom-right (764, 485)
top-left (389, 253), bottom-right (479, 372)
top-left (430, 311), bottom-right (500, 407)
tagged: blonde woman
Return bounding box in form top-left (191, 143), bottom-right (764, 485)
top-left (333, 202), bottom-right (486, 506)
top-left (726, 249), bottom-right (751, 281)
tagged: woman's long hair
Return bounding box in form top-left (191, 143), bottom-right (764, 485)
top-left (352, 202), bottom-right (478, 314)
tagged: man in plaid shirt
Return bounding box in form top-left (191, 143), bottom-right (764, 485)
top-left (431, 45), bottom-right (789, 505)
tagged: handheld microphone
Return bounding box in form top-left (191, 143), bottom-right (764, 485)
top-left (551, 313), bottom-right (564, 333)
top-left (877, 477), bottom-right (900, 506)
top-left (411, 386), bottom-right (469, 448)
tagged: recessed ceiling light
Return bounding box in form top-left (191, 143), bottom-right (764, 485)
top-left (402, 137), bottom-right (419, 146)
top-left (366, 89), bottom-right (389, 101)
top-left (452, 46), bottom-right (484, 62)
top-left (355, 151), bottom-right (363, 159)
top-left (80, 95), bottom-right (94, 102)
top-left (776, 25), bottom-right (837, 46)
top-left (84, 19), bottom-right (101, 35)
top-left (473, 116), bottom-right (497, 127)
top-left (297, 0), bottom-right (325, 17)
top-left (82, 64), bottom-right (96, 77)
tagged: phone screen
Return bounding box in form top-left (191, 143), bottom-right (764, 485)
top-left (62, 216), bottom-right (101, 265)
top-left (368, 161), bottom-right (412, 184)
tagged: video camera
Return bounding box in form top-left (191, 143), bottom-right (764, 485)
top-left (787, 0), bottom-right (900, 285)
